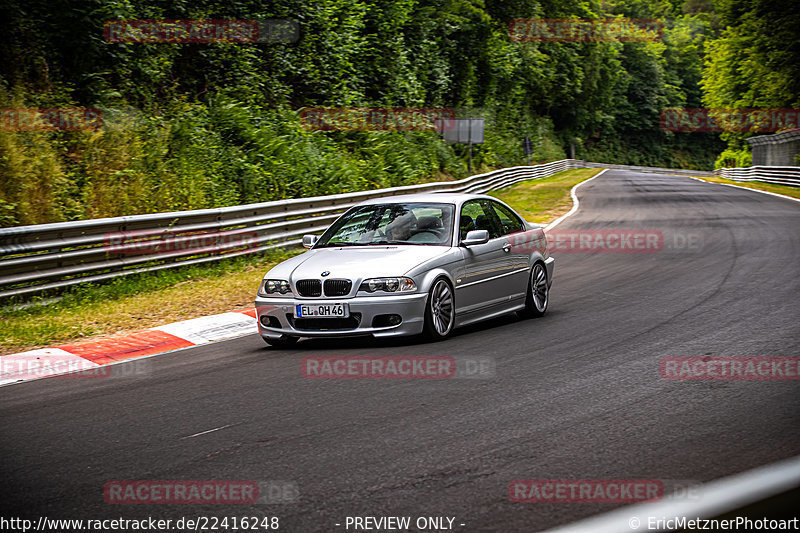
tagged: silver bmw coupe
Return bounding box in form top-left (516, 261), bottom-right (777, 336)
top-left (255, 193), bottom-right (554, 347)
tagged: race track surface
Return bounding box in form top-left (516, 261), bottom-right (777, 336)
top-left (2, 170), bottom-right (799, 531)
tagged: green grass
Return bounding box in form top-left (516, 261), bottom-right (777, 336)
top-left (0, 167), bottom-right (601, 355)
top-left (488, 168), bottom-right (603, 223)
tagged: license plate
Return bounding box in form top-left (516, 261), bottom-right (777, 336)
top-left (295, 303), bottom-right (348, 318)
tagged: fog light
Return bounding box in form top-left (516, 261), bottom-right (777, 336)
top-left (260, 315), bottom-right (281, 328)
top-left (372, 314), bottom-right (402, 327)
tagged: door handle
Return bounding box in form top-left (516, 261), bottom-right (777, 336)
top-left (502, 243), bottom-right (511, 252)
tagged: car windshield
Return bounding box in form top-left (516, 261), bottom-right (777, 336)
top-left (316, 202), bottom-right (455, 247)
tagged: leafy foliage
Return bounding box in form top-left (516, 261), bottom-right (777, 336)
top-left (3, 0), bottom-right (785, 225)
top-left (701, 0), bottom-right (800, 162)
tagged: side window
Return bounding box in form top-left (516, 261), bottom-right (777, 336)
top-left (460, 200), bottom-right (502, 240)
top-left (489, 201), bottom-right (525, 236)
top-left (459, 201), bottom-right (481, 240)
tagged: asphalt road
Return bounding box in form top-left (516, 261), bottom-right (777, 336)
top-left (2, 170), bottom-right (799, 532)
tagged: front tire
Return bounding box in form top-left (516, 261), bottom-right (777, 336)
top-left (264, 335), bottom-right (299, 348)
top-left (423, 278), bottom-right (455, 341)
top-left (520, 262), bottom-right (549, 318)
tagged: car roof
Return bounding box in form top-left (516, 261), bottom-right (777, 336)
top-left (358, 192), bottom-right (494, 206)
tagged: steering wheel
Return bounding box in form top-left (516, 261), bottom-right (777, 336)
top-left (408, 230), bottom-right (441, 243)
top-left (367, 228), bottom-right (386, 242)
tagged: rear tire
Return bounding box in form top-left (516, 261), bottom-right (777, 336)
top-left (264, 335), bottom-right (299, 348)
top-left (520, 262), bottom-right (549, 318)
top-left (423, 278), bottom-right (456, 341)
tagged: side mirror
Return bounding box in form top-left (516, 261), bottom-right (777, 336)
top-left (302, 234), bottom-right (319, 249)
top-left (461, 229), bottom-right (490, 246)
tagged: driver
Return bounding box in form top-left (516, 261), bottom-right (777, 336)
top-left (386, 211), bottom-right (417, 241)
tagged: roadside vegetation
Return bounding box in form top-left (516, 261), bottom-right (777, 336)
top-left (0, 168), bottom-right (600, 354)
top-left (8, 0), bottom-right (789, 226)
top-left (488, 168), bottom-right (601, 223)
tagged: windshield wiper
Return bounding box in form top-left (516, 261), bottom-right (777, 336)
top-left (369, 240), bottom-right (426, 246)
top-left (320, 240), bottom-right (435, 247)
top-left (318, 241), bottom-right (364, 248)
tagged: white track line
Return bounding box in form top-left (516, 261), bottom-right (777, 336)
top-left (181, 423), bottom-right (237, 440)
top-left (684, 175), bottom-right (800, 204)
top-left (545, 169), bottom-right (609, 230)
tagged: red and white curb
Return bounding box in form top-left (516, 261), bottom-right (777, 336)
top-left (0, 308), bottom-right (258, 386)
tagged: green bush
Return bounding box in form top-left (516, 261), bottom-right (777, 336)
top-left (714, 147), bottom-right (752, 169)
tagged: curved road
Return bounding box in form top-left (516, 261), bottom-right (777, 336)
top-left (2, 170), bottom-right (799, 531)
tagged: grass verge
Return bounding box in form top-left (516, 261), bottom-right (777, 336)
top-left (689, 175), bottom-right (800, 200)
top-left (488, 167), bottom-right (602, 223)
top-left (0, 167), bottom-right (601, 355)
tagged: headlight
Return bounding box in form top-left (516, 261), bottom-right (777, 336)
top-left (359, 277), bottom-right (416, 293)
top-left (258, 279), bottom-right (292, 296)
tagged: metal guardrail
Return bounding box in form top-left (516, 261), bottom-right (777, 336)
top-left (0, 159), bottom-right (578, 300)
top-left (581, 160), bottom-right (800, 186)
top-left (714, 166), bottom-right (800, 186)
top-left (2, 158), bottom-right (793, 301)
top-left (542, 454), bottom-right (800, 533)
top-left (582, 160), bottom-right (800, 186)
top-left (582, 161), bottom-right (716, 177)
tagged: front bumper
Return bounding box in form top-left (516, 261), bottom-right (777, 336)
top-left (255, 292), bottom-right (429, 339)
top-left (544, 256), bottom-right (555, 286)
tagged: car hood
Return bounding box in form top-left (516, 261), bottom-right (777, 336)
top-left (266, 246), bottom-right (448, 281)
